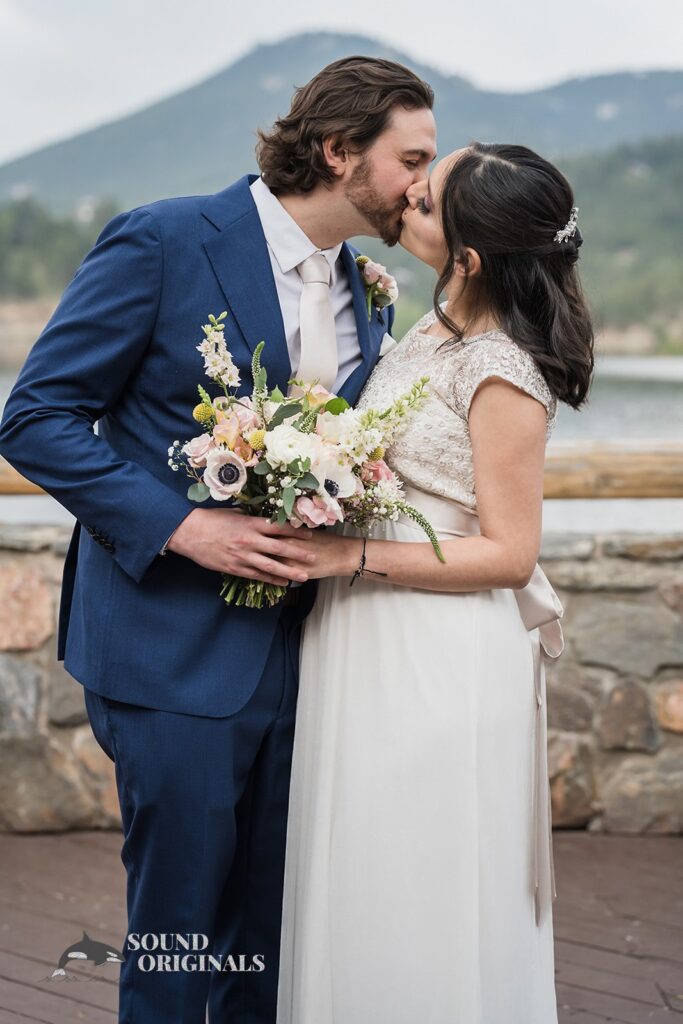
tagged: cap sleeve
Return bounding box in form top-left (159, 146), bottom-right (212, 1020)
top-left (451, 335), bottom-right (558, 430)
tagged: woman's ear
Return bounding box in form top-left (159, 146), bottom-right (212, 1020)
top-left (322, 135), bottom-right (350, 177)
top-left (456, 247), bottom-right (482, 278)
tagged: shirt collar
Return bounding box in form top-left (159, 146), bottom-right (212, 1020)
top-left (250, 176), bottom-right (343, 285)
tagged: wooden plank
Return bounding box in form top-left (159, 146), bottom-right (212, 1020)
top-left (0, 905), bottom-right (125, 970)
top-left (0, 459), bottom-right (42, 495)
top-left (558, 1013), bottom-right (629, 1024)
top-left (0, 976), bottom-right (116, 1023)
top-left (0, 835), bottom-right (124, 937)
top-left (544, 441), bottom-right (683, 498)
top-left (555, 938), bottom-right (683, 989)
top-left (554, 960), bottom-right (665, 1007)
top-left (0, 950), bottom-right (117, 1013)
top-left (556, 983), bottom-right (681, 1024)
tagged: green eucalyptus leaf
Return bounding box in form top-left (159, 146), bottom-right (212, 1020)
top-left (270, 386), bottom-right (285, 403)
top-left (253, 460), bottom-right (272, 476)
top-left (269, 401), bottom-right (302, 428)
top-left (187, 482), bottom-right (210, 502)
top-left (283, 485), bottom-right (296, 518)
top-left (324, 397), bottom-right (350, 415)
top-left (297, 473), bottom-right (320, 490)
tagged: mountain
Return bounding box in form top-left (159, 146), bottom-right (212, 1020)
top-left (0, 31), bottom-right (682, 213)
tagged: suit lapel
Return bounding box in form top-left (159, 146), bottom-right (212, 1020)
top-left (202, 177), bottom-right (291, 391)
top-left (338, 243), bottom-right (384, 406)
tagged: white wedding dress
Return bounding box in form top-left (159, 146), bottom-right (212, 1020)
top-left (277, 309), bottom-right (565, 1024)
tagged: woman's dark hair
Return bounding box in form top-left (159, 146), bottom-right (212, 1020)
top-left (434, 142), bottom-right (594, 409)
top-left (256, 56), bottom-right (434, 195)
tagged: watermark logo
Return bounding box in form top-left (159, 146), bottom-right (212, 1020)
top-left (127, 934), bottom-right (265, 973)
top-left (47, 930), bottom-right (125, 981)
top-left (43, 931), bottom-right (263, 981)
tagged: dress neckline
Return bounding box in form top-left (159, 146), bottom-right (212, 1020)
top-left (413, 308), bottom-right (508, 345)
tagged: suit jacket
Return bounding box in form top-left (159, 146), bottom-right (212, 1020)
top-left (0, 174), bottom-right (393, 715)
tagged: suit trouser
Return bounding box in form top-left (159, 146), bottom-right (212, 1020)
top-left (84, 609), bottom-right (302, 1024)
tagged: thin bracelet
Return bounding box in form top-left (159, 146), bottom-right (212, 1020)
top-left (349, 536), bottom-right (388, 587)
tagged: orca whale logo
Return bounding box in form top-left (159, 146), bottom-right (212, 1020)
top-left (49, 931), bottom-right (125, 980)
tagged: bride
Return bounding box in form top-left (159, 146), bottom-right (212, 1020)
top-left (276, 142), bottom-right (594, 1023)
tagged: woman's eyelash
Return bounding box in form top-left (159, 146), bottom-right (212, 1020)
top-left (417, 196), bottom-right (431, 215)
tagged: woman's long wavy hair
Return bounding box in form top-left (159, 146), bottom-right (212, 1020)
top-left (256, 56), bottom-right (434, 195)
top-left (434, 143), bottom-right (594, 409)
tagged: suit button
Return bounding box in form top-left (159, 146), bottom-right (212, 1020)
top-left (103, 541), bottom-right (115, 553)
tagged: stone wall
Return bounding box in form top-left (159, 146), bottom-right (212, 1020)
top-left (0, 522), bottom-right (682, 834)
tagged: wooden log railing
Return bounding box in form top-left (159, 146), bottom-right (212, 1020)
top-left (1, 442), bottom-right (682, 499)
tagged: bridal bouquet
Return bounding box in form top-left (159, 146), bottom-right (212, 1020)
top-left (168, 312), bottom-right (445, 609)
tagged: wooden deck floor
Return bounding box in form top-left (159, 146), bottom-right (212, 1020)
top-left (0, 830), bottom-right (681, 1022)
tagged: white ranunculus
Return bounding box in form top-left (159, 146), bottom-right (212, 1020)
top-left (265, 423), bottom-right (318, 469)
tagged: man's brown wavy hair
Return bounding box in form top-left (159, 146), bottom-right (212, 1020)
top-left (256, 56), bottom-right (434, 195)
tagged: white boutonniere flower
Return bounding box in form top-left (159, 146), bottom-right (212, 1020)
top-left (355, 255), bottom-right (399, 320)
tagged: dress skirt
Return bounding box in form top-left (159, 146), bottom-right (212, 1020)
top-left (276, 488), bottom-right (559, 1024)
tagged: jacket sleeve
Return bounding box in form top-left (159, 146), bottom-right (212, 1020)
top-left (0, 207), bottom-right (195, 584)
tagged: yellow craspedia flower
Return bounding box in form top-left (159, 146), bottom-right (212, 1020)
top-left (193, 403), bottom-right (214, 424)
top-left (247, 428), bottom-right (267, 452)
top-left (368, 445), bottom-right (385, 461)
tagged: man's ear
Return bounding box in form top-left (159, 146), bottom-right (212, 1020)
top-left (322, 135), bottom-right (351, 178)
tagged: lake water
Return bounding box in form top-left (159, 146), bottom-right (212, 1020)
top-left (1, 358), bottom-right (682, 533)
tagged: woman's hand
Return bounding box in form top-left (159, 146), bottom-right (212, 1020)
top-left (280, 529), bottom-right (363, 581)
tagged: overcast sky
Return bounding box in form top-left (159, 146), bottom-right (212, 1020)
top-left (1, 0), bottom-right (681, 165)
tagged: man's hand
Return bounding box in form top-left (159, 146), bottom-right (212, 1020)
top-left (166, 508), bottom-right (316, 585)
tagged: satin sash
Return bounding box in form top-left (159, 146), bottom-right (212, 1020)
top-left (397, 485), bottom-right (564, 926)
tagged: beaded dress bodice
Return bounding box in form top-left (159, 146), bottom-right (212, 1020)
top-left (357, 308), bottom-right (558, 511)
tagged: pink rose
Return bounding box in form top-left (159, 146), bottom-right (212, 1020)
top-left (182, 434), bottom-right (214, 468)
top-left (233, 401), bottom-right (260, 433)
top-left (362, 259), bottom-right (386, 285)
top-left (361, 459), bottom-right (395, 483)
top-left (203, 450), bottom-right (247, 500)
top-left (307, 384), bottom-right (335, 409)
top-left (293, 494), bottom-right (343, 529)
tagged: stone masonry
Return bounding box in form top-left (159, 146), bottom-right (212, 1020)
top-left (0, 522), bottom-right (682, 834)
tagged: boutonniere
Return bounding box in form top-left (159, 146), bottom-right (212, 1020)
top-left (355, 255), bottom-right (399, 320)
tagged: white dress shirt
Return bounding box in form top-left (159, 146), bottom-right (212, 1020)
top-left (249, 175), bottom-right (362, 393)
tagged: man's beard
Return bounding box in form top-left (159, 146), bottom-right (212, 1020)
top-left (344, 155), bottom-right (407, 246)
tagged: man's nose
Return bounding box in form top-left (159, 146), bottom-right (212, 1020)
top-left (405, 181), bottom-right (425, 208)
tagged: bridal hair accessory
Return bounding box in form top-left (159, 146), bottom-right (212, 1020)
top-left (554, 206), bottom-right (580, 244)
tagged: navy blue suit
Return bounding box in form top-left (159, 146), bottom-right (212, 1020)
top-left (0, 174), bottom-right (392, 1022)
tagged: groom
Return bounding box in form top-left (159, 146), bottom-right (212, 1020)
top-left (0, 56), bottom-right (436, 1022)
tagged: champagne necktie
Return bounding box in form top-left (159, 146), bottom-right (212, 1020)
top-left (295, 252), bottom-right (338, 392)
